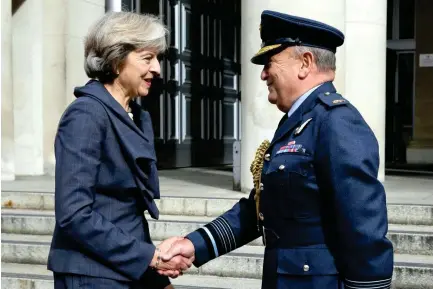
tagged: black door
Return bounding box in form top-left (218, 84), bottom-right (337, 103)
top-left (385, 48), bottom-right (415, 165)
top-left (142, 0), bottom-right (241, 168)
top-left (385, 48), bottom-right (398, 164)
top-left (129, 0), bottom-right (241, 168)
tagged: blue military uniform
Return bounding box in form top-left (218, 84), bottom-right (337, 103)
top-left (186, 10), bottom-right (393, 289)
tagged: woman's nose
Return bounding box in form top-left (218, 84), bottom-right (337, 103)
top-left (150, 58), bottom-right (161, 76)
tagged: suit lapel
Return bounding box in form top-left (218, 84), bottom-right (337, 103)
top-left (76, 80), bottom-right (160, 218)
top-left (85, 80), bottom-right (151, 143)
top-left (270, 108), bottom-right (303, 146)
top-left (131, 101), bottom-right (154, 140)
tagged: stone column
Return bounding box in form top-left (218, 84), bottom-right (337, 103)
top-left (11, 0), bottom-right (66, 176)
top-left (1, 0), bottom-right (15, 180)
top-left (407, 0), bottom-right (433, 164)
top-left (43, 0), bottom-right (66, 175)
top-left (240, 0), bottom-right (346, 192)
top-left (65, 0), bottom-right (105, 105)
top-left (345, 0), bottom-right (387, 181)
top-left (12, 0), bottom-right (44, 175)
top-left (10, 0), bottom-right (104, 176)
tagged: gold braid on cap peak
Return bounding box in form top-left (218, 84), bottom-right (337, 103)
top-left (250, 139), bottom-right (271, 224)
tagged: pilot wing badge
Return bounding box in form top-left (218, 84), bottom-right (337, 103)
top-left (294, 118), bottom-right (313, 136)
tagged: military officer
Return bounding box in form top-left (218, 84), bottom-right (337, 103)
top-left (159, 10), bottom-right (394, 289)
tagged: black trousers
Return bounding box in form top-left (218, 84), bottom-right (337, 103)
top-left (54, 271), bottom-right (170, 289)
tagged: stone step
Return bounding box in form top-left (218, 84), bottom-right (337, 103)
top-left (386, 224), bottom-right (433, 256)
top-left (2, 191), bottom-right (433, 225)
top-left (1, 236), bottom-right (433, 289)
top-left (0, 209), bottom-right (262, 245)
top-left (1, 192), bottom-right (238, 218)
top-left (1, 235), bottom-right (263, 279)
top-left (0, 233), bottom-right (264, 266)
top-left (1, 263), bottom-right (261, 289)
top-left (2, 210), bottom-right (433, 255)
top-left (0, 233), bottom-right (263, 268)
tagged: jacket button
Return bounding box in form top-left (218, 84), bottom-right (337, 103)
top-left (260, 183), bottom-right (264, 190)
top-left (303, 264), bottom-right (310, 272)
top-left (264, 154), bottom-right (270, 161)
top-left (325, 92), bottom-right (330, 96)
top-left (278, 165), bottom-right (285, 170)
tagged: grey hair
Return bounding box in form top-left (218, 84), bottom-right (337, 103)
top-left (292, 46), bottom-right (336, 72)
top-left (84, 12), bottom-right (169, 83)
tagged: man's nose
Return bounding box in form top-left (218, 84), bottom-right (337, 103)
top-left (261, 68), bottom-right (269, 81)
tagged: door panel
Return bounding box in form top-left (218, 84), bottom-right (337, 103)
top-left (154, 0), bottom-right (241, 168)
top-left (385, 49), bottom-right (415, 165)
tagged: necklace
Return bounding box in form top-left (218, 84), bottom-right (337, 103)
top-left (126, 107), bottom-right (133, 120)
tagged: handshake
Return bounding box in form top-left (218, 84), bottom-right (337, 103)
top-left (150, 236), bottom-right (196, 278)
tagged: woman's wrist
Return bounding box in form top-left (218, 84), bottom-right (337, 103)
top-left (150, 247), bottom-right (162, 269)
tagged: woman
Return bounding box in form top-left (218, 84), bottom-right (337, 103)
top-left (47, 12), bottom-right (192, 289)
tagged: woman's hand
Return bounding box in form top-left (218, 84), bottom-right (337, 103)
top-left (150, 237), bottom-right (194, 278)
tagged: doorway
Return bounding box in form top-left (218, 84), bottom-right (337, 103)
top-left (137, 0), bottom-right (241, 169)
top-left (385, 49), bottom-right (415, 165)
top-left (385, 0), bottom-right (416, 166)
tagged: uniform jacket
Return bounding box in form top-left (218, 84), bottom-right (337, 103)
top-left (47, 80), bottom-right (168, 287)
top-left (186, 82), bottom-right (394, 289)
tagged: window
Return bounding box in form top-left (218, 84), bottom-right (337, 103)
top-left (399, 0), bottom-right (415, 39)
top-left (388, 0), bottom-right (415, 40)
top-left (387, 0), bottom-right (394, 40)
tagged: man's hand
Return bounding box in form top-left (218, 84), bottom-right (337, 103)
top-left (161, 238), bottom-right (195, 260)
top-left (157, 238), bottom-right (195, 277)
top-left (158, 236), bottom-right (184, 254)
top-left (151, 237), bottom-right (194, 278)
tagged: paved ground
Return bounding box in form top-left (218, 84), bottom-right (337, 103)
top-left (2, 168), bottom-right (433, 204)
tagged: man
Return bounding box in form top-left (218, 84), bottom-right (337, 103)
top-left (159, 10), bottom-right (394, 289)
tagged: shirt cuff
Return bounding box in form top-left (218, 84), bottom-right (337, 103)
top-left (185, 230), bottom-right (212, 267)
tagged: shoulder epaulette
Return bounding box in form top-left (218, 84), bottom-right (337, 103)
top-left (317, 92), bottom-right (348, 108)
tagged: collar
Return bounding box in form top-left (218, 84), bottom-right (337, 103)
top-left (287, 84), bottom-right (322, 118)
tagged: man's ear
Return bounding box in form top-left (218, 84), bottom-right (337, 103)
top-left (299, 51), bottom-right (314, 79)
